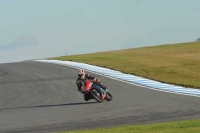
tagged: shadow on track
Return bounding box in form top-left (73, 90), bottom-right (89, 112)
top-left (0, 101), bottom-right (97, 111)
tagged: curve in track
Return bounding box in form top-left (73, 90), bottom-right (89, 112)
top-left (0, 61), bottom-right (200, 133)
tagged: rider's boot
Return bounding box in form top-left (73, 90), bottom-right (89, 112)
top-left (101, 87), bottom-right (107, 100)
top-left (101, 92), bottom-right (106, 100)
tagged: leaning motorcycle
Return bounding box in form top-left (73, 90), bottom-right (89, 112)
top-left (81, 79), bottom-right (112, 103)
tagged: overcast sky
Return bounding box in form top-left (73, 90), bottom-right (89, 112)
top-left (1, 0), bottom-right (200, 63)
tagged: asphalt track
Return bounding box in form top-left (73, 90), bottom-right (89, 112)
top-left (0, 61), bottom-right (200, 133)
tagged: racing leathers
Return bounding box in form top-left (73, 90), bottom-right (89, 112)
top-left (76, 74), bottom-right (106, 101)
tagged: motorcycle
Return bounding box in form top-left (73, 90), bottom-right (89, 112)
top-left (81, 79), bottom-right (112, 103)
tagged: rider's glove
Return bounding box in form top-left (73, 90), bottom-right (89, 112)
top-left (96, 79), bottom-right (101, 83)
top-left (96, 79), bottom-right (102, 85)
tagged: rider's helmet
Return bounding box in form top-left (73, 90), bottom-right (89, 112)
top-left (78, 69), bottom-right (85, 78)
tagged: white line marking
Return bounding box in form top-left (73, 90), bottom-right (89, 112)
top-left (35, 60), bottom-right (200, 98)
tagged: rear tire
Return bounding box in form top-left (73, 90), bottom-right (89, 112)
top-left (90, 88), bottom-right (103, 103)
top-left (105, 92), bottom-right (112, 101)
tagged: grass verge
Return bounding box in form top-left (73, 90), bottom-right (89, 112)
top-left (50, 42), bottom-right (200, 132)
top-left (50, 41), bottom-right (200, 89)
top-left (57, 119), bottom-right (200, 133)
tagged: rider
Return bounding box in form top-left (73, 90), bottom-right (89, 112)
top-left (76, 69), bottom-right (106, 101)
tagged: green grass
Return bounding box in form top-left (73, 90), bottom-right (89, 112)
top-left (50, 42), bottom-right (200, 132)
top-left (50, 41), bottom-right (200, 89)
top-left (57, 119), bottom-right (200, 133)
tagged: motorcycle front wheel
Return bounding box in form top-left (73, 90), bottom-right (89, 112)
top-left (90, 88), bottom-right (103, 103)
top-left (105, 92), bottom-right (112, 101)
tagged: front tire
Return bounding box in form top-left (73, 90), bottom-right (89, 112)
top-left (90, 88), bottom-right (103, 103)
top-left (105, 92), bottom-right (112, 101)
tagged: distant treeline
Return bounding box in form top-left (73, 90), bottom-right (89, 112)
top-left (196, 38), bottom-right (200, 42)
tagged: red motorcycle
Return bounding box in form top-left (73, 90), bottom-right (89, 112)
top-left (81, 79), bottom-right (112, 103)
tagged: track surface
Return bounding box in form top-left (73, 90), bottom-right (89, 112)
top-left (0, 61), bottom-right (200, 133)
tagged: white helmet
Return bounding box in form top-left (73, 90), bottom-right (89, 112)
top-left (78, 69), bottom-right (85, 78)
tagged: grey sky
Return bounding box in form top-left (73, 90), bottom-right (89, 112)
top-left (0, 0), bottom-right (200, 63)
